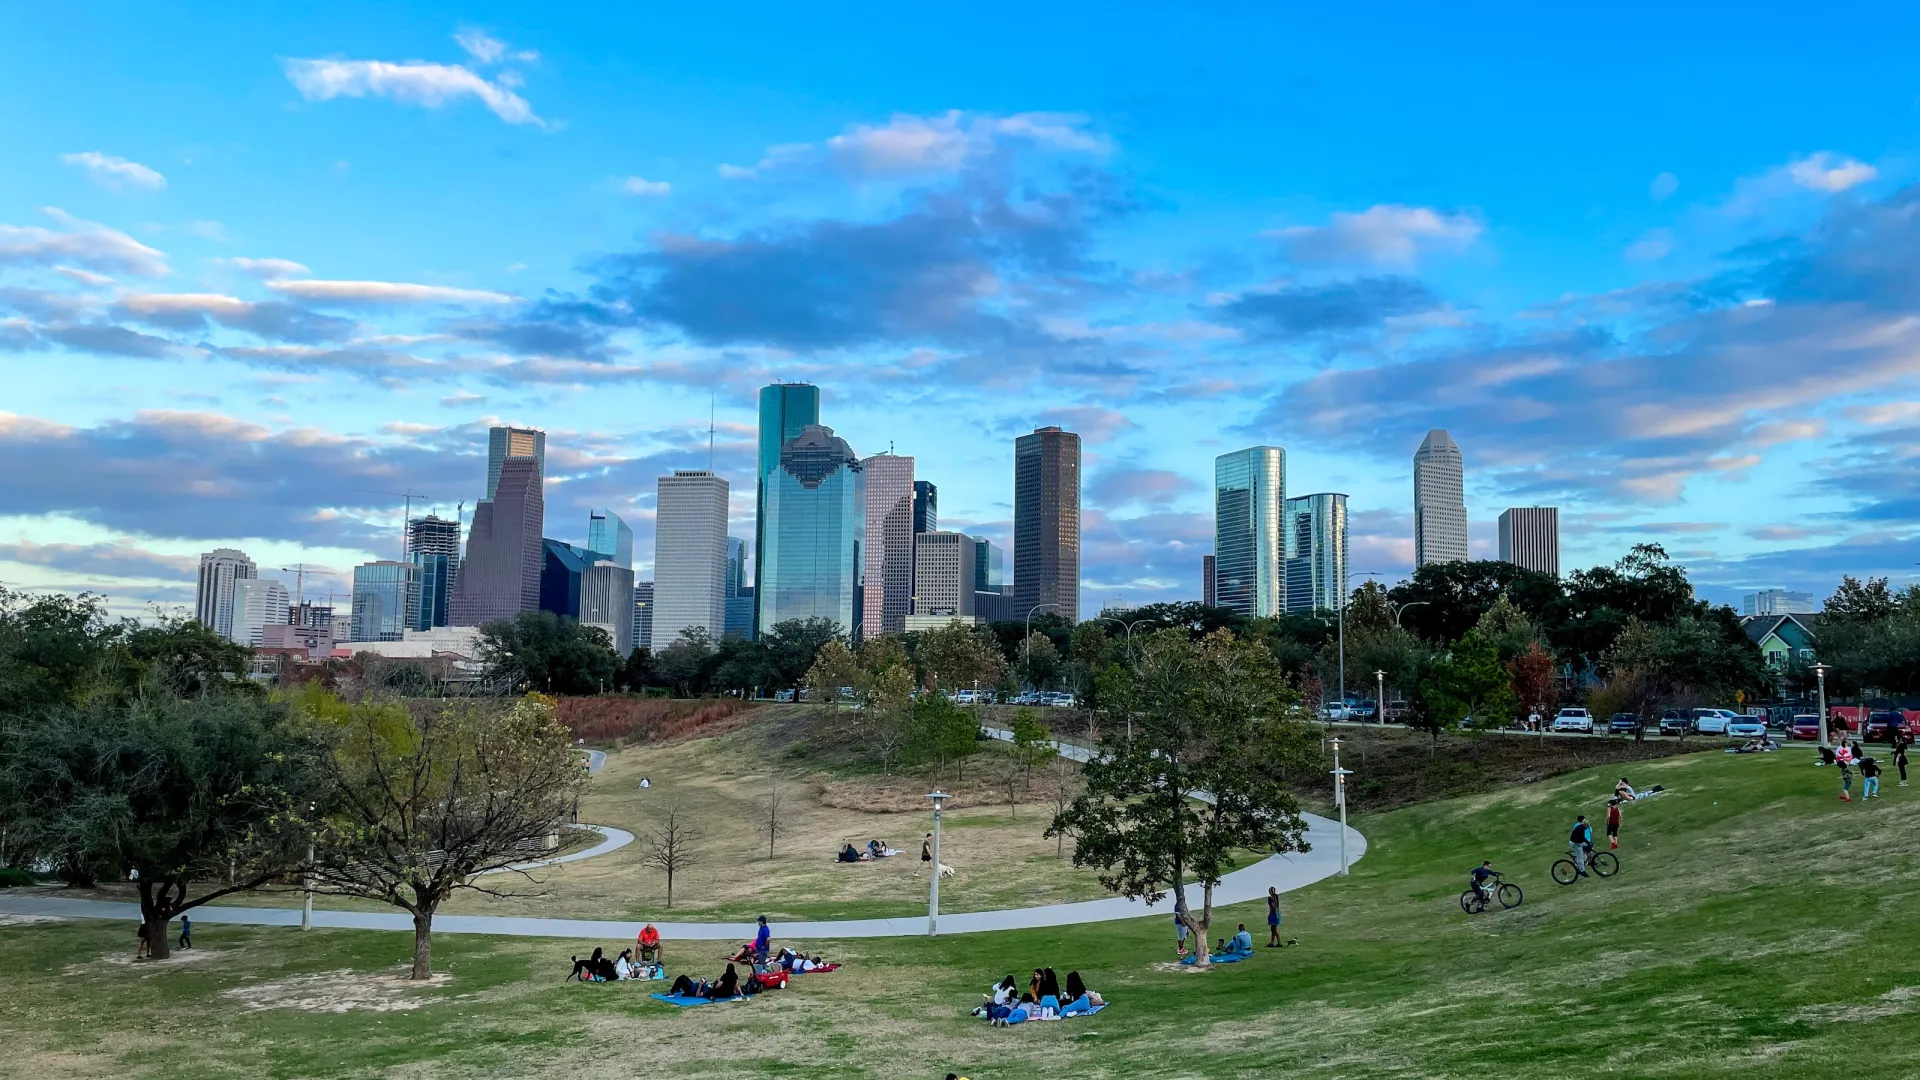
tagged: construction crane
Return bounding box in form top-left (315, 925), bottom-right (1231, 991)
top-left (356, 488), bottom-right (434, 560)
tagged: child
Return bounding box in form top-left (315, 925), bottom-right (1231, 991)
top-left (1838, 752), bottom-right (1855, 802)
top-left (1860, 754), bottom-right (1881, 800)
top-left (1605, 798), bottom-right (1623, 850)
top-left (1173, 904), bottom-right (1188, 956)
top-left (177, 913), bottom-right (192, 950)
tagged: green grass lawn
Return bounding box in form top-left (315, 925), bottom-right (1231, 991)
top-left (4, 748), bottom-right (1916, 1079)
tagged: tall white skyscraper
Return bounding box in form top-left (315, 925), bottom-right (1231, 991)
top-left (862, 453), bottom-right (916, 638)
top-left (653, 470), bottom-right (729, 649)
top-left (228, 576), bottom-right (290, 646)
top-left (1497, 507), bottom-right (1559, 577)
top-left (195, 548), bottom-right (257, 639)
top-left (1213, 446), bottom-right (1286, 617)
top-left (1413, 429), bottom-right (1469, 567)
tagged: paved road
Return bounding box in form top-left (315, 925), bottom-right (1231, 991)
top-left (0, 726), bottom-right (1365, 941)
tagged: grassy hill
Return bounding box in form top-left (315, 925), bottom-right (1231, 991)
top-left (3, 742), bottom-right (1915, 1079)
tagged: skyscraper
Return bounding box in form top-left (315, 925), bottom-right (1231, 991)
top-left (486, 426), bottom-right (546, 501)
top-left (1743, 589), bottom-right (1817, 616)
top-left (755, 384), bottom-right (821, 632)
top-left (195, 548), bottom-right (256, 639)
top-left (540, 539), bottom-right (593, 619)
top-left (1284, 493), bottom-right (1349, 613)
top-left (760, 424), bottom-right (865, 638)
top-left (633, 581), bottom-right (654, 651)
top-left (913, 531), bottom-right (975, 616)
top-left (913, 480), bottom-right (938, 534)
top-left (1213, 446), bottom-right (1286, 618)
top-left (1202, 554), bottom-right (1217, 607)
top-left (654, 469), bottom-right (730, 649)
top-left (409, 552), bottom-right (453, 630)
top-left (228, 576), bottom-right (289, 646)
top-left (407, 515), bottom-right (462, 563)
top-left (450, 456), bottom-right (543, 626)
top-left (1413, 429), bottom-right (1469, 567)
top-left (1498, 507), bottom-right (1560, 577)
top-left (970, 536), bottom-right (1004, 596)
top-left (1013, 425), bottom-right (1080, 622)
top-left (724, 537), bottom-right (755, 640)
top-left (351, 560), bottom-right (417, 642)
top-left (587, 509), bottom-right (634, 569)
top-left (579, 560), bottom-right (636, 655)
top-left (862, 453), bottom-right (916, 637)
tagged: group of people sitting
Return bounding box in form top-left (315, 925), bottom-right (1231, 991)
top-left (568, 946), bottom-right (663, 983)
top-left (973, 967), bottom-right (1103, 1025)
top-left (835, 839), bottom-right (901, 862)
top-left (1212, 923), bottom-right (1256, 958)
top-left (668, 963), bottom-right (759, 1000)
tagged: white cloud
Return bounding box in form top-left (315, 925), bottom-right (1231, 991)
top-left (1266, 204), bottom-right (1483, 268)
top-left (265, 278), bottom-right (517, 305)
top-left (1788, 152), bottom-right (1877, 193)
top-left (717, 163), bottom-right (757, 180)
top-left (1625, 228), bottom-right (1674, 261)
top-left (0, 208), bottom-right (169, 277)
top-left (1650, 172), bottom-right (1679, 201)
top-left (282, 58), bottom-right (542, 126)
top-left (54, 266), bottom-right (115, 286)
top-left (620, 176), bottom-right (672, 197)
top-left (119, 292), bottom-right (254, 318)
top-left (453, 28), bottom-right (537, 65)
top-left (721, 111), bottom-right (1108, 180)
top-left (61, 152), bottom-right (167, 191)
top-left (222, 257), bottom-right (312, 279)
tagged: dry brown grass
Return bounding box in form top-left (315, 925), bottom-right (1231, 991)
top-left (553, 696), bottom-right (752, 744)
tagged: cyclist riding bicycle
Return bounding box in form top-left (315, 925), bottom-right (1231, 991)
top-left (1568, 815), bottom-right (1594, 877)
top-left (1469, 860), bottom-right (1498, 901)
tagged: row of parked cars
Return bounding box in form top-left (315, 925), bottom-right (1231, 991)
top-left (1553, 706), bottom-right (1915, 742)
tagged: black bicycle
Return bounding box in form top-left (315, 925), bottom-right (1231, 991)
top-left (1459, 872), bottom-right (1523, 913)
top-left (1550, 845), bottom-right (1618, 885)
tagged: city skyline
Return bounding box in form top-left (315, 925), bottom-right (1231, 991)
top-left (8, 8), bottom-right (1920, 615)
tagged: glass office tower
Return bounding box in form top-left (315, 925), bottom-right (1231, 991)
top-left (351, 560), bottom-right (418, 642)
top-left (755, 384), bottom-right (821, 631)
top-left (759, 424), bottom-right (865, 639)
top-left (587, 509), bottom-right (634, 569)
top-left (1213, 446), bottom-right (1286, 618)
top-left (1283, 493), bottom-right (1348, 613)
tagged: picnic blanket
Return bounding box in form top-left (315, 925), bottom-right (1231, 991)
top-left (1181, 951), bottom-right (1250, 965)
top-left (650, 992), bottom-right (750, 1008)
top-left (987, 1003), bottom-right (1107, 1024)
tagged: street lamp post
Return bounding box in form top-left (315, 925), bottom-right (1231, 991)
top-left (925, 791), bottom-right (950, 934)
top-left (1097, 615), bottom-right (1149, 741)
top-left (1375, 669), bottom-right (1386, 725)
top-left (301, 799), bottom-right (316, 932)
top-left (1329, 738), bottom-right (1351, 876)
top-left (1813, 663), bottom-right (1831, 749)
top-left (1391, 600), bottom-right (1429, 629)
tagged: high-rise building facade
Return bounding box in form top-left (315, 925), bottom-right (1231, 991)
top-left (760, 424), bottom-right (865, 637)
top-left (1497, 506), bottom-right (1559, 577)
top-left (862, 454), bottom-right (916, 637)
top-left (724, 537), bottom-right (755, 640)
top-left (450, 456), bottom-right (543, 626)
top-left (653, 469), bottom-right (730, 649)
top-left (1013, 426), bottom-right (1081, 622)
top-left (195, 548), bottom-right (256, 639)
top-left (1284, 493), bottom-right (1349, 613)
top-left (228, 576), bottom-right (289, 646)
top-left (409, 552), bottom-right (453, 630)
top-left (633, 581), bottom-right (654, 651)
top-left (580, 561), bottom-right (636, 655)
top-left (486, 426), bottom-right (546, 501)
top-left (970, 536), bottom-right (1004, 596)
top-left (912, 531), bottom-right (976, 616)
top-left (1203, 554), bottom-right (1217, 607)
top-left (913, 480), bottom-right (938, 534)
top-left (1214, 446), bottom-right (1286, 618)
top-left (1413, 429), bottom-right (1469, 567)
top-left (755, 384), bottom-right (821, 632)
top-left (540, 539), bottom-right (593, 619)
top-left (407, 515), bottom-right (462, 562)
top-left (1743, 589), bottom-right (1817, 617)
top-left (351, 560), bottom-right (418, 642)
top-left (587, 509), bottom-right (634, 569)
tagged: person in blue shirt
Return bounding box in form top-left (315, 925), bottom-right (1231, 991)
top-left (753, 915), bottom-right (771, 964)
top-left (1469, 860), bottom-right (1498, 902)
top-left (1568, 816), bottom-right (1594, 876)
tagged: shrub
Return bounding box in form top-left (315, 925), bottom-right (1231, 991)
top-left (0, 867), bottom-right (38, 888)
top-left (552, 696), bottom-right (752, 743)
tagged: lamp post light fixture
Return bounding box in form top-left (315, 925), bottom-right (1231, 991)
top-left (1374, 669), bottom-right (1387, 725)
top-left (301, 800), bottom-right (316, 932)
top-left (1328, 738), bottom-right (1352, 876)
top-left (1812, 663), bottom-right (1831, 749)
top-left (1097, 615), bottom-right (1150, 741)
top-left (926, 791), bottom-right (950, 935)
top-left (1391, 600), bottom-right (1429, 629)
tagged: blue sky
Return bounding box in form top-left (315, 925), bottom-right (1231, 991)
top-left (3, 2), bottom-right (1919, 618)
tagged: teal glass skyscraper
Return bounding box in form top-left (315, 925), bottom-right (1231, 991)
top-left (755, 383), bottom-right (821, 630)
top-left (1213, 446), bottom-right (1286, 618)
top-left (759, 424), bottom-right (864, 638)
top-left (1284, 492), bottom-right (1348, 613)
top-left (587, 509), bottom-right (634, 569)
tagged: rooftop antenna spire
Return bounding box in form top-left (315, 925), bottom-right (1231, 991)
top-left (708, 391), bottom-right (716, 471)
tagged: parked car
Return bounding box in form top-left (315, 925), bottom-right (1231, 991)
top-left (774, 689), bottom-right (796, 702)
top-left (953, 689), bottom-right (979, 704)
top-left (1607, 712), bottom-right (1643, 735)
top-left (1726, 715), bottom-right (1768, 738)
top-left (1551, 707), bottom-right (1594, 733)
top-left (1351, 699), bottom-right (1379, 721)
top-left (1384, 700), bottom-right (1411, 721)
top-left (1790, 714), bottom-right (1823, 740)
top-left (1865, 710), bottom-right (1911, 743)
top-left (1321, 702), bottom-right (1352, 721)
top-left (1691, 708), bottom-right (1740, 735)
top-left (1046, 692), bottom-right (1078, 708)
top-left (1658, 709), bottom-right (1693, 736)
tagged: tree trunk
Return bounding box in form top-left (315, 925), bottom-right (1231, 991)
top-left (410, 908), bottom-right (434, 980)
top-left (138, 880), bottom-right (172, 961)
top-left (665, 868), bottom-right (675, 908)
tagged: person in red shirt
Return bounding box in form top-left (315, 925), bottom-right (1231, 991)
top-left (638, 923), bottom-right (662, 963)
top-left (1605, 799), bottom-right (1623, 850)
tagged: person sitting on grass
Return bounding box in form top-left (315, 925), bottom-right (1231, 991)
top-left (1216, 924), bottom-right (1255, 956)
top-left (709, 963), bottom-right (741, 999)
top-left (838, 843), bottom-right (863, 863)
top-left (614, 949), bottom-right (636, 980)
top-left (1064, 970), bottom-right (1089, 1003)
top-left (985, 975), bottom-right (1018, 1007)
top-left (638, 923), bottom-right (662, 963)
top-left (1026, 967), bottom-right (1045, 1001)
top-left (726, 941), bottom-right (757, 964)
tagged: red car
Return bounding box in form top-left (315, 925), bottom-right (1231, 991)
top-left (1789, 715), bottom-right (1822, 741)
top-left (1865, 711), bottom-right (1913, 743)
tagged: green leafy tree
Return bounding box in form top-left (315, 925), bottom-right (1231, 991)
top-left (916, 620), bottom-right (1004, 692)
top-left (906, 693), bottom-right (979, 780)
top-left (654, 626), bottom-right (719, 697)
top-left (1050, 631), bottom-right (1310, 965)
top-left (1010, 709), bottom-right (1053, 777)
top-left (760, 618), bottom-right (845, 692)
top-left (477, 611), bottom-right (621, 694)
top-left (1388, 561), bottom-right (1563, 643)
top-left (1421, 632), bottom-right (1519, 737)
top-left (1017, 631), bottom-right (1062, 689)
top-left (1473, 593), bottom-right (1542, 662)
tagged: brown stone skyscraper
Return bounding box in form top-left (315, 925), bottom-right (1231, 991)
top-left (1013, 425), bottom-right (1080, 622)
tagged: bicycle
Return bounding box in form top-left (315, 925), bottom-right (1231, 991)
top-left (1550, 845), bottom-right (1618, 885)
top-left (1459, 872), bottom-right (1523, 913)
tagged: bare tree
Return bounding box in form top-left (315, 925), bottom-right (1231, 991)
top-left (643, 803), bottom-right (702, 907)
top-left (1042, 758), bottom-right (1082, 857)
top-left (303, 695), bottom-right (588, 979)
top-left (996, 754), bottom-right (1024, 821)
top-left (757, 783), bottom-right (787, 858)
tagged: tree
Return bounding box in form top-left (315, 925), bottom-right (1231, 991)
top-left (617, 647), bottom-right (657, 691)
top-left (1826, 575), bottom-right (1897, 622)
top-left (1388, 561), bottom-right (1563, 644)
top-left (2, 692), bottom-right (318, 958)
top-left (1422, 633), bottom-right (1519, 737)
top-left (760, 618), bottom-right (845, 692)
top-left (1041, 758), bottom-right (1082, 857)
top-left (1345, 580), bottom-right (1394, 635)
top-left (1506, 640), bottom-right (1559, 722)
top-left (996, 754), bottom-right (1025, 820)
top-left (654, 627), bottom-right (719, 697)
top-left (756, 784), bottom-right (787, 858)
top-left (300, 693), bottom-right (587, 979)
top-left (804, 638), bottom-right (864, 704)
top-left (1017, 632), bottom-right (1062, 689)
top-left (916, 620), bottom-right (1003, 692)
top-left (1474, 593), bottom-right (1541, 662)
top-left (477, 611), bottom-right (622, 695)
top-left (1050, 631), bottom-right (1310, 966)
top-left (642, 803), bottom-right (701, 908)
top-left (907, 693), bottom-right (979, 779)
top-left (1010, 709), bottom-right (1053, 778)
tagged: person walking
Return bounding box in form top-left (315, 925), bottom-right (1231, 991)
top-left (1894, 738), bottom-right (1910, 788)
top-left (921, 833), bottom-right (933, 872)
top-left (1860, 753), bottom-right (1882, 800)
top-left (177, 912), bottom-right (192, 950)
top-left (135, 920), bottom-right (150, 960)
top-left (1605, 799), bottom-right (1623, 850)
top-left (1836, 745), bottom-right (1855, 802)
top-left (1265, 886), bottom-right (1283, 947)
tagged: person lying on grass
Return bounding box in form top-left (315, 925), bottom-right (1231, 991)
top-left (669, 963), bottom-right (744, 1000)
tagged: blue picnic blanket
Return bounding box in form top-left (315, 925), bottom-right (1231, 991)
top-left (649, 992), bottom-right (748, 1007)
top-left (1181, 951), bottom-right (1249, 965)
top-left (986, 1002), bottom-right (1107, 1024)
